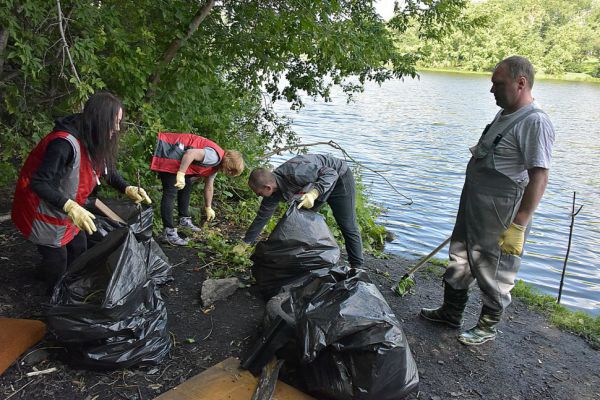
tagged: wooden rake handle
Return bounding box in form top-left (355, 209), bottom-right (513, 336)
top-left (402, 236), bottom-right (451, 278)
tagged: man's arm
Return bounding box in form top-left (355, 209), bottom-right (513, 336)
top-left (513, 167), bottom-right (549, 226)
top-left (179, 148), bottom-right (205, 173)
top-left (243, 196), bottom-right (280, 243)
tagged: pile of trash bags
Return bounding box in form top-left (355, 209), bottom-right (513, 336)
top-left (244, 267), bottom-right (419, 399)
top-left (246, 202), bottom-right (419, 399)
top-left (45, 200), bottom-right (172, 369)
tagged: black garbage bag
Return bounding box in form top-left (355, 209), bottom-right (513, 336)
top-left (86, 199), bottom-right (172, 285)
top-left (45, 210), bottom-right (172, 369)
top-left (243, 267), bottom-right (419, 399)
top-left (251, 205), bottom-right (340, 299)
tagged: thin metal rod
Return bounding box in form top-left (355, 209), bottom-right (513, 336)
top-left (557, 191), bottom-right (583, 304)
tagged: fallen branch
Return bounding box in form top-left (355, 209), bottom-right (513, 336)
top-left (26, 367), bottom-right (57, 377)
top-left (252, 358), bottom-right (284, 400)
top-left (262, 140), bottom-right (413, 205)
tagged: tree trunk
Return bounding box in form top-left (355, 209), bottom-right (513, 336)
top-left (145, 0), bottom-right (215, 100)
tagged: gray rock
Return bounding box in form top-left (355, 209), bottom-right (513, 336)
top-left (201, 278), bottom-right (240, 307)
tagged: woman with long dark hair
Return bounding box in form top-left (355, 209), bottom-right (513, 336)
top-left (11, 92), bottom-right (152, 290)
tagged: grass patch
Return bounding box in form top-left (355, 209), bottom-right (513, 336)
top-left (427, 257), bottom-right (448, 268)
top-left (512, 280), bottom-right (600, 349)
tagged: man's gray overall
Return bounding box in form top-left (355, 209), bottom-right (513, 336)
top-left (443, 110), bottom-right (539, 312)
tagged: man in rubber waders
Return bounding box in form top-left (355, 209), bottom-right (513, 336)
top-left (234, 154), bottom-right (364, 269)
top-left (420, 56), bottom-right (556, 345)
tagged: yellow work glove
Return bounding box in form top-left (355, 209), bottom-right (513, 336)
top-left (498, 222), bottom-right (526, 255)
top-left (174, 171), bottom-right (186, 190)
top-left (297, 188), bottom-right (320, 209)
top-left (125, 186), bottom-right (152, 204)
top-left (205, 206), bottom-right (216, 222)
top-left (232, 242), bottom-right (250, 256)
top-left (63, 199), bottom-right (97, 235)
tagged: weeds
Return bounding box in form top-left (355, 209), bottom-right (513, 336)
top-left (186, 226), bottom-right (252, 279)
top-left (512, 280), bottom-right (600, 349)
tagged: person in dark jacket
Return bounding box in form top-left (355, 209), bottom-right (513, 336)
top-left (235, 154), bottom-right (364, 268)
top-left (12, 92), bottom-right (152, 290)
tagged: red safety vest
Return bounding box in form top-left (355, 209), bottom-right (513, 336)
top-left (150, 132), bottom-right (225, 177)
top-left (12, 131), bottom-right (97, 247)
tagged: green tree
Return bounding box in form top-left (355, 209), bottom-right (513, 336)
top-left (0, 0), bottom-right (470, 185)
top-left (397, 0), bottom-right (600, 76)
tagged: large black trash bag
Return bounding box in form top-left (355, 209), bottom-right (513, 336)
top-left (86, 199), bottom-right (172, 285)
top-left (246, 267), bottom-right (419, 400)
top-left (45, 216), bottom-right (172, 369)
top-left (251, 205), bottom-right (340, 299)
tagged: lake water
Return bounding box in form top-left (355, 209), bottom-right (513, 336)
top-left (272, 71), bottom-right (600, 315)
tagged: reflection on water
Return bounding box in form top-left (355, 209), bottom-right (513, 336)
top-left (273, 71), bottom-right (600, 315)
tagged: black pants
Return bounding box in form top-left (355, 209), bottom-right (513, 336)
top-left (327, 170), bottom-right (364, 267)
top-left (36, 230), bottom-right (87, 288)
top-left (159, 172), bottom-right (194, 228)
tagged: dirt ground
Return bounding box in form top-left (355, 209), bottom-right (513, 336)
top-left (1, 195), bottom-right (599, 400)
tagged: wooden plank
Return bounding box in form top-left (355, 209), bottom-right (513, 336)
top-left (0, 318), bottom-right (47, 375)
top-left (154, 357), bottom-right (314, 400)
top-left (94, 198), bottom-right (127, 224)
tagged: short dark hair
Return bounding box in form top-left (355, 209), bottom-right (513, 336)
top-left (248, 167), bottom-right (275, 189)
top-left (81, 92), bottom-right (123, 172)
top-left (498, 56), bottom-right (535, 89)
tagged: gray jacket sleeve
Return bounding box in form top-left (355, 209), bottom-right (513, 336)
top-left (243, 195), bottom-right (280, 243)
top-left (292, 164), bottom-right (338, 196)
top-left (275, 157), bottom-right (340, 200)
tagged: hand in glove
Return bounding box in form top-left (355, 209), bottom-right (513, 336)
top-left (174, 171), bottom-right (186, 190)
top-left (125, 186), bottom-right (152, 204)
top-left (205, 207), bottom-right (216, 222)
top-left (498, 222), bottom-right (526, 255)
top-left (297, 188), bottom-right (320, 209)
top-left (232, 242), bottom-right (250, 256)
top-left (63, 199), bottom-right (97, 234)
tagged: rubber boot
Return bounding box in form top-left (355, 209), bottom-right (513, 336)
top-left (458, 306), bottom-right (503, 346)
top-left (420, 281), bottom-right (469, 328)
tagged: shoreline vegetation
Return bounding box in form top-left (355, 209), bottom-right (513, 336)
top-left (417, 66), bottom-right (600, 84)
top-left (424, 258), bottom-right (600, 349)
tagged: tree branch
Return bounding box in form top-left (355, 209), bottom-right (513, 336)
top-left (262, 140), bottom-right (413, 205)
top-left (145, 0), bottom-right (215, 100)
top-left (0, 26), bottom-right (9, 76)
top-left (56, 0), bottom-right (81, 84)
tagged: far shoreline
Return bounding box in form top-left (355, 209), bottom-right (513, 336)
top-left (417, 66), bottom-right (600, 84)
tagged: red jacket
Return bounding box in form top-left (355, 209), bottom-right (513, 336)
top-left (12, 131), bottom-right (97, 247)
top-left (150, 132), bottom-right (225, 177)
